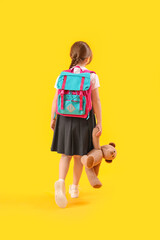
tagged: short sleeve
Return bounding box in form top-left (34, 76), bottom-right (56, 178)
top-left (54, 75), bottom-right (59, 89)
top-left (90, 73), bottom-right (100, 91)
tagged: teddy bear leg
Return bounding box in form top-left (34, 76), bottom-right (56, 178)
top-left (85, 167), bottom-right (102, 188)
top-left (81, 155), bottom-right (94, 168)
top-left (94, 163), bottom-right (101, 176)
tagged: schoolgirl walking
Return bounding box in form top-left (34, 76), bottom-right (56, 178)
top-left (50, 41), bottom-right (102, 208)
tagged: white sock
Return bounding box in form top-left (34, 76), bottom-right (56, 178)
top-left (58, 178), bottom-right (65, 182)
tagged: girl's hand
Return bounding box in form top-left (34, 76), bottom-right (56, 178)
top-left (95, 123), bottom-right (102, 137)
top-left (50, 119), bottom-right (56, 131)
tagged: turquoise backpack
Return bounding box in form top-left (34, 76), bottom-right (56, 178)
top-left (56, 66), bottom-right (96, 120)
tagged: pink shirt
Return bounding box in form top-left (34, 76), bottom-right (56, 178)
top-left (54, 66), bottom-right (100, 91)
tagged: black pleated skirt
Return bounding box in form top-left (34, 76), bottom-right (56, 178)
top-left (50, 108), bottom-right (96, 156)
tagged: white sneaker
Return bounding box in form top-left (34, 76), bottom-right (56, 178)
top-left (69, 184), bottom-right (79, 198)
top-left (54, 180), bottom-right (68, 208)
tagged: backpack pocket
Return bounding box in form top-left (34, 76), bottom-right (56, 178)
top-left (57, 94), bottom-right (86, 115)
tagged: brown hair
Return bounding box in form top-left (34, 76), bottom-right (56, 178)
top-left (69, 41), bottom-right (93, 69)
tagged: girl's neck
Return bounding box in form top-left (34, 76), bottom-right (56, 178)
top-left (75, 63), bottom-right (87, 68)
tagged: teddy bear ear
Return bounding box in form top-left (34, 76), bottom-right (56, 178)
top-left (109, 142), bottom-right (116, 148)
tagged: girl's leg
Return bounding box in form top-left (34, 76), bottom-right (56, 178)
top-left (73, 155), bottom-right (83, 185)
top-left (59, 154), bottom-right (72, 180)
top-left (55, 154), bottom-right (72, 208)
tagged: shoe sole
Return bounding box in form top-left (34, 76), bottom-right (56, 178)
top-left (54, 181), bottom-right (68, 208)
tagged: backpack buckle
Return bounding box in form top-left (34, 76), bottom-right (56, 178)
top-left (60, 89), bottom-right (64, 95)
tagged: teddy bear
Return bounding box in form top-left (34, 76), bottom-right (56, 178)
top-left (81, 127), bottom-right (117, 188)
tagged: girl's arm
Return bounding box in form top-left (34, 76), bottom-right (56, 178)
top-left (50, 89), bottom-right (58, 131)
top-left (51, 89), bottom-right (58, 120)
top-left (91, 88), bottom-right (102, 135)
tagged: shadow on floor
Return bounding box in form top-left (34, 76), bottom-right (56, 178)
top-left (0, 191), bottom-right (97, 210)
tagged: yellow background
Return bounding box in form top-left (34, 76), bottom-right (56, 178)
top-left (0, 0), bottom-right (160, 239)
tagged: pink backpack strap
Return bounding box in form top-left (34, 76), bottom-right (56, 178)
top-left (63, 65), bottom-right (96, 74)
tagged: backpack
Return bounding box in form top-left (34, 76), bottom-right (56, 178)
top-left (56, 66), bottom-right (96, 120)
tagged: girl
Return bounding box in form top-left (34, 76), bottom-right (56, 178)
top-left (50, 41), bottom-right (102, 208)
